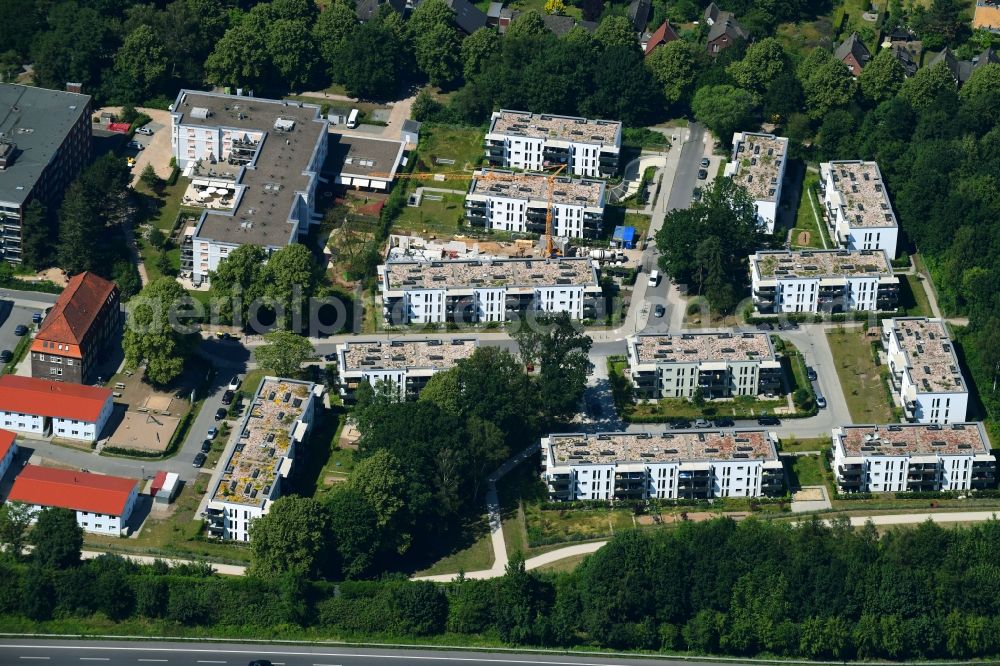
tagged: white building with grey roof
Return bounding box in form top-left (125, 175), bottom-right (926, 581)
top-left (724, 132), bottom-right (789, 234)
top-left (378, 256), bottom-right (602, 325)
top-left (542, 430), bottom-right (785, 501)
top-left (465, 170), bottom-right (606, 239)
top-left (627, 332), bottom-right (782, 400)
top-left (832, 422), bottom-right (995, 494)
top-left (484, 110), bottom-right (621, 178)
top-left (882, 317), bottom-right (968, 424)
top-left (750, 249), bottom-right (899, 314)
top-left (820, 160), bottom-right (898, 257)
top-left (336, 338), bottom-right (477, 402)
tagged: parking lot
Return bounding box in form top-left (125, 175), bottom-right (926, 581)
top-left (0, 300), bottom-right (42, 366)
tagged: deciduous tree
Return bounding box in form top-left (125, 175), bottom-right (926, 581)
top-left (123, 277), bottom-right (195, 385)
top-left (31, 507), bottom-right (83, 570)
top-left (254, 331), bottom-right (314, 377)
top-left (248, 496), bottom-right (333, 579)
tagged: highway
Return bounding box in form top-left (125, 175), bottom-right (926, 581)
top-left (0, 641), bottom-right (743, 666)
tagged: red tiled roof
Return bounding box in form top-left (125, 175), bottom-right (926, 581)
top-left (0, 429), bottom-right (15, 462)
top-left (35, 272), bottom-right (117, 346)
top-left (0, 375), bottom-right (112, 422)
top-left (8, 464), bottom-right (136, 516)
top-left (644, 20), bottom-right (679, 56)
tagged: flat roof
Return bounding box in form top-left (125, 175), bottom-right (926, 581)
top-left (836, 423), bottom-right (991, 457)
top-left (488, 109), bottom-right (621, 146)
top-left (630, 332), bottom-right (776, 364)
top-left (822, 160), bottom-right (897, 229)
top-left (328, 133), bottom-right (404, 179)
top-left (211, 377), bottom-right (316, 507)
top-left (340, 338), bottom-right (477, 372)
top-left (752, 249), bottom-right (893, 279)
top-left (728, 132), bottom-right (788, 203)
top-left (172, 91), bottom-right (327, 248)
top-left (0, 83), bottom-right (90, 205)
top-left (469, 170), bottom-right (605, 207)
top-left (382, 256), bottom-right (599, 291)
top-left (547, 430), bottom-right (778, 465)
top-left (884, 317), bottom-right (965, 394)
top-left (8, 464), bottom-right (136, 516)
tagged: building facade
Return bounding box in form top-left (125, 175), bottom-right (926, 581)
top-left (0, 375), bottom-right (113, 441)
top-left (379, 257), bottom-right (602, 325)
top-left (484, 110), bottom-right (621, 178)
top-left (626, 332), bottom-right (782, 400)
top-left (7, 464), bottom-right (138, 535)
top-left (819, 160), bottom-right (898, 257)
top-left (542, 430), bottom-right (785, 501)
top-left (832, 423), bottom-right (995, 493)
top-left (882, 317), bottom-right (968, 424)
top-left (30, 271), bottom-right (121, 384)
top-left (724, 132), bottom-right (789, 234)
top-left (465, 170), bottom-right (606, 239)
top-left (336, 338), bottom-right (477, 402)
top-left (750, 249), bottom-right (899, 314)
top-left (0, 84), bottom-right (91, 264)
top-left (205, 377), bottom-right (320, 541)
top-left (0, 429), bottom-right (16, 480)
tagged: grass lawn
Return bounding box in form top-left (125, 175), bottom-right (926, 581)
top-left (508, 0), bottom-right (582, 20)
top-left (134, 177), bottom-right (192, 283)
top-left (779, 436), bottom-right (832, 453)
top-left (408, 124), bottom-right (486, 189)
top-left (414, 515), bottom-right (495, 576)
top-left (532, 552), bottom-right (592, 574)
top-left (393, 191), bottom-right (468, 237)
top-left (788, 455), bottom-right (828, 488)
top-left (624, 212), bottom-right (652, 244)
top-left (899, 273), bottom-right (934, 317)
top-left (629, 396), bottom-right (788, 421)
top-left (287, 96), bottom-right (388, 122)
top-left (826, 327), bottom-right (895, 423)
top-left (524, 503), bottom-right (635, 546)
top-left (776, 18), bottom-right (834, 56)
top-left (792, 172), bottom-right (829, 249)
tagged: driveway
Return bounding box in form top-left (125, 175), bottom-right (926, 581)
top-left (0, 301), bottom-right (36, 363)
top-left (95, 106), bottom-right (173, 184)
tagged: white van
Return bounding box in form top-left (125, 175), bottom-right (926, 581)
top-left (346, 108), bottom-right (359, 129)
top-left (648, 270), bottom-right (660, 287)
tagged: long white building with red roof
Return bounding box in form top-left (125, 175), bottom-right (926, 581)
top-left (0, 375), bottom-right (113, 441)
top-left (0, 429), bottom-right (16, 480)
top-left (7, 464), bottom-right (138, 535)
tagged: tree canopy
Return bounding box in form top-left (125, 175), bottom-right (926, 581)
top-left (123, 277), bottom-right (195, 385)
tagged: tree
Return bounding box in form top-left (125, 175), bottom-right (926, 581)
top-left (691, 85), bottom-right (758, 143)
top-left (209, 244), bottom-right (267, 326)
top-left (313, 0), bottom-right (357, 80)
top-left (18, 200), bottom-right (50, 270)
top-left (123, 277), bottom-right (195, 385)
top-left (254, 331), bottom-right (314, 377)
top-left (913, 0), bottom-right (968, 48)
top-left (0, 502), bottom-right (33, 559)
top-left (248, 496), bottom-right (333, 579)
top-left (204, 10), bottom-right (272, 88)
top-left (326, 487), bottom-right (380, 578)
top-left (798, 49), bottom-right (856, 119)
top-left (727, 38), bottom-right (789, 93)
top-left (114, 24), bottom-right (168, 100)
top-left (762, 72), bottom-right (804, 123)
top-left (594, 15), bottom-right (636, 50)
top-left (267, 18), bottom-right (318, 90)
top-left (57, 181), bottom-right (103, 275)
top-left (646, 40), bottom-right (699, 106)
top-left (31, 507), bottom-right (83, 570)
top-left (419, 369), bottom-right (463, 415)
top-left (545, 0), bottom-right (567, 13)
top-left (415, 21), bottom-right (462, 87)
top-left (505, 10), bottom-right (547, 38)
top-left (337, 16), bottom-right (408, 100)
top-left (959, 63), bottom-right (1000, 127)
top-left (350, 450), bottom-right (411, 554)
top-left (461, 27), bottom-right (500, 81)
top-left (140, 163), bottom-right (162, 192)
top-left (516, 313), bottom-right (593, 420)
top-left (582, 0), bottom-right (603, 21)
top-left (261, 243), bottom-right (320, 328)
top-left (899, 61), bottom-right (957, 113)
top-left (112, 260), bottom-right (142, 300)
top-left (859, 49), bottom-right (906, 104)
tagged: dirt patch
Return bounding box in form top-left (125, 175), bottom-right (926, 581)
top-left (28, 268), bottom-right (69, 287)
top-left (796, 230), bottom-right (811, 245)
top-left (106, 409), bottom-right (180, 453)
top-left (323, 474), bottom-right (348, 486)
top-left (635, 511), bottom-right (749, 525)
top-left (338, 421), bottom-right (360, 449)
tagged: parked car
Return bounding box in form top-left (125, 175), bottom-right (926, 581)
top-left (691, 186), bottom-right (702, 202)
top-left (806, 366), bottom-right (818, 381)
top-left (757, 416), bottom-right (781, 426)
top-left (694, 418), bottom-right (711, 428)
top-left (14, 324), bottom-right (28, 336)
top-left (323, 353), bottom-right (338, 361)
top-left (201, 439), bottom-right (212, 453)
top-left (127, 140), bottom-right (145, 150)
top-left (248, 661), bottom-right (273, 666)
top-left (654, 304), bottom-right (665, 318)
top-left (714, 417), bottom-right (735, 427)
top-left (207, 426), bottom-right (218, 439)
top-left (697, 169), bottom-right (708, 180)
top-left (135, 127), bottom-right (153, 135)
top-left (778, 320), bottom-right (799, 330)
top-left (32, 312), bottom-right (43, 324)
top-left (127, 157), bottom-right (136, 168)
top-left (756, 322), bottom-right (774, 331)
top-left (670, 420), bottom-right (692, 429)
top-left (228, 375), bottom-right (241, 391)
top-left (700, 157), bottom-right (711, 168)
top-left (816, 395), bottom-right (827, 409)
top-left (221, 390), bottom-right (235, 406)
top-left (193, 452), bottom-right (206, 468)
top-left (0, 350), bottom-right (11, 363)
top-left (214, 407), bottom-right (227, 421)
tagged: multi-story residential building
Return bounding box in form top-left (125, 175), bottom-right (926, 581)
top-left (832, 422), bottom-right (995, 493)
top-left (0, 429), bottom-right (16, 480)
top-left (30, 271), bottom-right (121, 384)
top-left (378, 257), bottom-right (602, 325)
top-left (484, 110), bottom-right (621, 178)
top-left (724, 132), bottom-right (789, 234)
top-left (542, 430), bottom-right (785, 501)
top-left (336, 338), bottom-right (477, 402)
top-left (749, 249), bottom-right (899, 314)
top-left (328, 133), bottom-right (405, 191)
top-left (819, 160), bottom-right (898, 257)
top-left (170, 91), bottom-right (329, 284)
top-left (626, 332), bottom-right (782, 400)
top-left (465, 170), bottom-right (606, 239)
top-left (0, 83), bottom-right (91, 263)
top-left (204, 377), bottom-right (320, 542)
top-left (0, 375), bottom-right (113, 442)
top-left (7, 464), bottom-right (138, 535)
top-left (882, 317), bottom-right (968, 424)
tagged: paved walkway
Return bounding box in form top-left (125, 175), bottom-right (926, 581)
top-left (80, 549), bottom-right (246, 576)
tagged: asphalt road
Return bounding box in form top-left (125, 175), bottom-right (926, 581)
top-left (0, 641), bottom-right (742, 666)
top-left (0, 301), bottom-right (37, 362)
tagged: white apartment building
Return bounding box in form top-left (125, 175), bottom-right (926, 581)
top-left (542, 430), bottom-right (785, 501)
top-left (379, 257), bottom-right (602, 325)
top-left (465, 170), bottom-right (606, 239)
top-left (832, 422), bottom-right (995, 493)
top-left (8, 464), bottom-right (139, 536)
top-left (336, 338), bottom-right (477, 402)
top-left (820, 160), bottom-right (898, 257)
top-left (0, 375), bottom-right (114, 442)
top-left (170, 91), bottom-right (329, 284)
top-left (724, 132), bottom-right (789, 234)
top-left (882, 317), bottom-right (968, 424)
top-left (484, 110), bottom-right (621, 178)
top-left (626, 332), bottom-right (782, 400)
top-left (0, 429), bottom-right (16, 480)
top-left (750, 249), bottom-right (899, 314)
top-left (205, 377), bottom-right (321, 541)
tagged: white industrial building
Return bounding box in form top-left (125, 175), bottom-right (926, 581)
top-left (820, 160), bottom-right (899, 257)
top-left (626, 332), bottom-right (782, 400)
top-left (484, 110), bottom-right (621, 178)
top-left (378, 257), bottom-right (602, 325)
top-left (542, 430), bottom-right (785, 501)
top-left (724, 132), bottom-right (789, 234)
top-left (0, 375), bottom-right (114, 442)
top-left (336, 338), bottom-right (477, 402)
top-left (205, 377), bottom-right (321, 541)
top-left (749, 249), bottom-right (899, 314)
top-left (465, 170), bottom-right (606, 239)
top-left (832, 422), bottom-right (995, 493)
top-left (882, 317), bottom-right (968, 424)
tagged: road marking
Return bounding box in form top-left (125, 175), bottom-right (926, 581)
top-left (197, 662), bottom-right (227, 664)
top-left (80, 660), bottom-right (110, 662)
top-left (19, 658), bottom-right (50, 661)
top-left (137, 661), bottom-right (168, 663)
